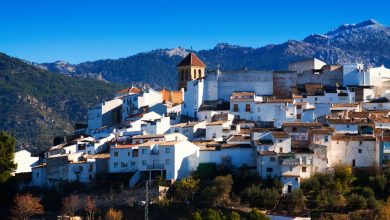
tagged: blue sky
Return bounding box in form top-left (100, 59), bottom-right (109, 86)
top-left (1, 0), bottom-right (389, 64)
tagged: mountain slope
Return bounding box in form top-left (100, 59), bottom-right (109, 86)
top-left (39, 19), bottom-right (390, 89)
top-left (0, 53), bottom-right (122, 153)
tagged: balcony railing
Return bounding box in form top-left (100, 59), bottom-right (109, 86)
top-left (146, 164), bottom-right (164, 169)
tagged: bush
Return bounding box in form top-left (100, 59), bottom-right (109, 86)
top-left (190, 211), bottom-right (202, 220)
top-left (247, 208), bottom-right (269, 220)
top-left (369, 175), bottom-right (386, 192)
top-left (203, 209), bottom-right (221, 220)
top-left (229, 211), bottom-right (241, 220)
top-left (347, 193), bottom-right (367, 210)
top-left (202, 175), bottom-right (233, 205)
top-left (300, 176), bottom-right (320, 193)
top-left (106, 208), bottom-right (123, 220)
top-left (360, 187), bottom-right (375, 199)
top-left (241, 186), bottom-right (280, 209)
top-left (286, 189), bottom-right (305, 213)
top-left (366, 197), bottom-right (381, 209)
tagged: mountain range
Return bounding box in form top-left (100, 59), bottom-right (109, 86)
top-left (37, 19), bottom-right (390, 89)
top-left (0, 53), bottom-right (122, 153)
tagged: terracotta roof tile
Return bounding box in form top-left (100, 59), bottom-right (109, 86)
top-left (177, 53), bottom-right (206, 67)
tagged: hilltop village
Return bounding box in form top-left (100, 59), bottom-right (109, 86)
top-left (11, 53), bottom-right (390, 218)
top-left (16, 53), bottom-right (389, 193)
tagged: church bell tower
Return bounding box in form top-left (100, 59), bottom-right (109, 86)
top-left (176, 52), bottom-right (206, 90)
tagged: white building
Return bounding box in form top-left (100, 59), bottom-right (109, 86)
top-left (169, 121), bottom-right (206, 141)
top-left (87, 98), bottom-right (123, 131)
top-left (13, 150), bottom-right (39, 174)
top-left (329, 134), bottom-right (379, 167)
top-left (205, 120), bottom-right (232, 141)
top-left (141, 116), bottom-right (171, 135)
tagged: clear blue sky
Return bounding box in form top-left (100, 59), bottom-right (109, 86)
top-left (1, 0), bottom-right (389, 64)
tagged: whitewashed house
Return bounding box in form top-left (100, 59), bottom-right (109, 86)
top-left (205, 120), bottom-right (232, 141)
top-left (87, 98), bottom-right (123, 132)
top-left (13, 150), bottom-right (39, 175)
top-left (328, 134), bottom-right (379, 167)
top-left (169, 121), bottom-right (206, 141)
top-left (141, 116), bottom-right (171, 135)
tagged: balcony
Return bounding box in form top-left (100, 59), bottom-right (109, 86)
top-left (146, 164), bottom-right (164, 170)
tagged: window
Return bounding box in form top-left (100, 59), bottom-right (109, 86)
top-left (279, 139), bottom-right (283, 143)
top-left (128, 152), bottom-right (131, 156)
top-left (245, 104), bottom-right (251, 112)
top-left (324, 136), bottom-right (329, 142)
top-left (302, 167), bottom-right (307, 172)
top-left (132, 149), bottom-right (139, 157)
top-left (266, 167), bottom-right (273, 172)
top-left (352, 159), bottom-right (356, 167)
top-left (212, 133), bottom-right (216, 138)
top-left (114, 162), bottom-right (118, 168)
top-left (315, 97), bottom-right (318, 101)
top-left (270, 157), bottom-right (276, 162)
top-left (142, 160), bottom-right (147, 166)
top-left (358, 149), bottom-right (362, 153)
top-left (114, 152), bottom-right (118, 157)
top-left (292, 127), bottom-right (297, 132)
top-left (193, 69), bottom-right (196, 78)
top-left (258, 107), bottom-right (261, 112)
top-left (296, 114), bottom-right (301, 119)
top-left (142, 149), bottom-right (147, 154)
top-left (359, 141), bottom-right (363, 145)
top-left (88, 151), bottom-right (91, 154)
top-left (198, 69), bottom-right (201, 78)
top-left (233, 104), bottom-right (238, 112)
top-left (121, 162), bottom-right (127, 167)
top-left (347, 125), bottom-right (350, 128)
top-left (279, 147), bottom-right (283, 153)
top-left (297, 105), bottom-right (302, 110)
top-left (166, 159), bottom-right (171, 165)
top-left (166, 148), bottom-right (171, 153)
top-left (131, 162), bottom-right (136, 167)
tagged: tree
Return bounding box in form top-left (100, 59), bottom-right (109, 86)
top-left (0, 131), bottom-right (17, 183)
top-left (262, 188), bottom-right (280, 209)
top-left (62, 194), bottom-right (80, 216)
top-left (202, 175), bottom-right (233, 205)
top-left (333, 164), bottom-right (352, 192)
top-left (85, 196), bottom-right (97, 220)
top-left (174, 176), bottom-right (199, 202)
top-left (347, 193), bottom-right (367, 210)
top-left (203, 209), bottom-right (221, 220)
top-left (286, 189), bottom-right (305, 213)
top-left (190, 211), bottom-right (202, 220)
top-left (10, 193), bottom-right (44, 220)
top-left (247, 208), bottom-right (270, 220)
top-left (106, 208), bottom-right (123, 220)
top-left (229, 211), bottom-right (241, 220)
top-left (376, 197), bottom-right (390, 220)
top-left (369, 174), bottom-right (386, 192)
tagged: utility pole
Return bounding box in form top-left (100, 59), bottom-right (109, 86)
top-left (145, 180), bottom-right (149, 220)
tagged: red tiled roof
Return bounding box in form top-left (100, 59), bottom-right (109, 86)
top-left (116, 87), bottom-right (141, 95)
top-left (177, 53), bottom-right (206, 67)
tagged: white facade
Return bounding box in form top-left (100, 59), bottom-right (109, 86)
top-left (182, 78), bottom-right (205, 118)
top-left (141, 116), bottom-right (171, 135)
top-left (87, 98), bottom-right (123, 131)
top-left (198, 147), bottom-right (255, 168)
top-left (13, 150), bottom-right (39, 174)
top-left (205, 121), bottom-right (231, 141)
top-left (329, 136), bottom-right (379, 167)
top-left (169, 121), bottom-right (206, 141)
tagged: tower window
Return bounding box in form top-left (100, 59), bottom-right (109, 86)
top-left (194, 69), bottom-right (196, 78)
top-left (198, 69), bottom-right (201, 78)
